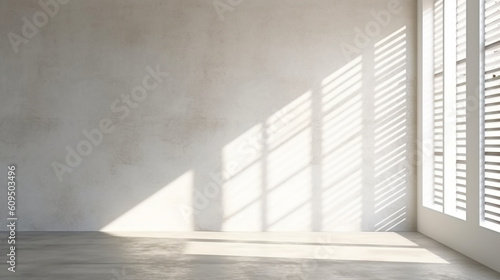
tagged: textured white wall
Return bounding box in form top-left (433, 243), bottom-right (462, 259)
top-left (0, 0), bottom-right (417, 231)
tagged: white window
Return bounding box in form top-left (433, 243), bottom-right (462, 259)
top-left (426, 0), bottom-right (467, 219)
top-left (482, 0), bottom-right (500, 231)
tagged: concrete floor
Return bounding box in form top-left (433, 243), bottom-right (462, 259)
top-left (0, 232), bottom-right (499, 280)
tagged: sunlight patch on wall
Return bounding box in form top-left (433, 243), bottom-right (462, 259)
top-left (321, 56), bottom-right (363, 231)
top-left (373, 26), bottom-right (409, 231)
top-left (101, 170), bottom-right (193, 231)
top-left (266, 91), bottom-right (313, 231)
top-left (221, 123), bottom-right (264, 231)
top-left (221, 91), bottom-right (313, 231)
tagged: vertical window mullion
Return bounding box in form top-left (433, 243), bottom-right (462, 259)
top-left (465, 0), bottom-right (483, 227)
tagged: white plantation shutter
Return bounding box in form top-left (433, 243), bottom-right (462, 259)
top-left (433, 0), bottom-right (445, 210)
top-left (429, 0), bottom-right (466, 217)
top-left (483, 0), bottom-right (500, 229)
top-left (456, 0), bottom-right (467, 214)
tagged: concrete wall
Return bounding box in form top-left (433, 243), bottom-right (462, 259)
top-left (0, 0), bottom-right (417, 231)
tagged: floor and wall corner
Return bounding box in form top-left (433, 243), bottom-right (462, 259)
top-left (0, 0), bottom-right (499, 279)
